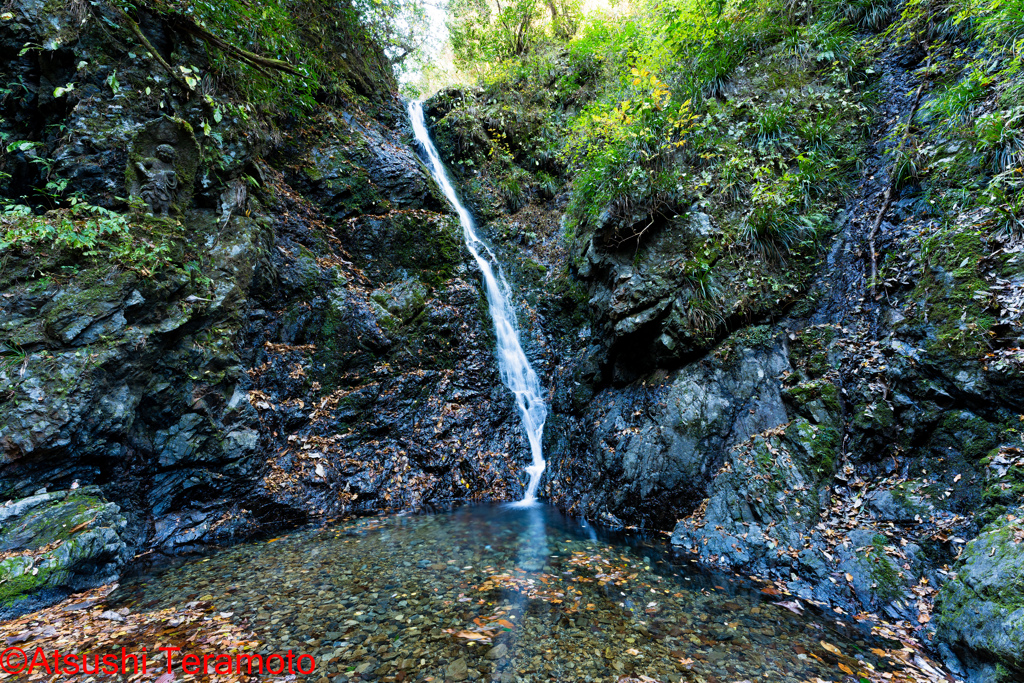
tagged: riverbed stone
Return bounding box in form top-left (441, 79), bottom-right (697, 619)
top-left (0, 487), bottom-right (128, 617)
top-left (446, 657), bottom-right (469, 681)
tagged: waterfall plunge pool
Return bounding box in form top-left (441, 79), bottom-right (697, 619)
top-left (110, 504), bottom-right (911, 683)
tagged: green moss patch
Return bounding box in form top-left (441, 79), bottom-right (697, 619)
top-left (910, 228), bottom-right (1001, 357)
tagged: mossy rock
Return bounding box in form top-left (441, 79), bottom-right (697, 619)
top-left (931, 410), bottom-right (1003, 462)
top-left (432, 107), bottom-right (490, 175)
top-left (0, 488), bottom-right (128, 616)
top-left (836, 529), bottom-right (914, 611)
top-left (787, 325), bottom-right (837, 379)
top-left (981, 448), bottom-right (1024, 523)
top-left (782, 377), bottom-right (840, 418)
top-left (864, 534), bottom-right (904, 602)
top-left (371, 278), bottom-right (428, 322)
top-left (936, 513), bottom-right (1024, 682)
top-left (785, 417), bottom-right (840, 482)
top-left (908, 228), bottom-right (999, 358)
top-left (125, 118), bottom-right (201, 216)
top-left (40, 268), bottom-right (136, 345)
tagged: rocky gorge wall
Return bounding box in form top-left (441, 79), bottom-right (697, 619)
top-left (418, 10), bottom-right (1024, 680)
top-left (1, 1), bottom-right (1023, 681)
top-left (0, 0), bottom-right (534, 618)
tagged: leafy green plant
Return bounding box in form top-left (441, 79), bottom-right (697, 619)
top-left (741, 209), bottom-right (802, 261)
top-left (974, 108), bottom-right (1024, 172)
top-left (804, 20), bottom-right (853, 64)
top-left (794, 151), bottom-right (843, 206)
top-left (549, 0), bottom-right (582, 40)
top-left (449, 0), bottom-right (547, 65)
top-left (835, 0), bottom-right (894, 30)
top-left (680, 288), bottom-right (727, 337)
top-left (890, 146), bottom-right (922, 190)
top-left (0, 342), bottom-right (29, 376)
top-left (662, 0), bottom-right (762, 100)
top-left (674, 241), bottom-right (727, 337)
top-left (534, 170), bottom-right (561, 199)
top-left (679, 259), bottom-right (722, 301)
top-left (753, 105), bottom-right (792, 145)
top-left (798, 115), bottom-right (837, 155)
top-left (922, 69), bottom-right (991, 129)
top-left (981, 172), bottom-right (1024, 240)
top-left (498, 166), bottom-right (530, 211)
top-left (976, 0), bottom-right (1024, 49)
top-left (740, 177), bottom-right (819, 261)
top-left (116, 0), bottom-right (428, 116)
top-left (717, 154), bottom-right (751, 201)
top-left (0, 199), bottom-right (174, 273)
top-left (184, 260), bottom-right (215, 288)
top-left (563, 68), bottom-right (697, 233)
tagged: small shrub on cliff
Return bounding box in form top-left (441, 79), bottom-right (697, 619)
top-left (835, 0), bottom-right (895, 30)
top-left (1, 201), bottom-right (175, 274)
top-left (974, 108), bottom-right (1024, 172)
top-left (976, 0), bottom-right (1024, 49)
top-left (562, 68), bottom-right (697, 232)
top-left (753, 105), bottom-right (792, 146)
top-left (740, 174), bottom-right (822, 261)
top-left (923, 69), bottom-right (991, 129)
top-left (662, 0), bottom-right (771, 101)
top-left (498, 166), bottom-right (531, 212)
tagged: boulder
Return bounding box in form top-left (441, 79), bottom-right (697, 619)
top-left (936, 512), bottom-right (1024, 683)
top-left (0, 487), bottom-right (128, 618)
top-left (550, 342), bottom-right (793, 527)
top-left (671, 415), bottom-right (837, 573)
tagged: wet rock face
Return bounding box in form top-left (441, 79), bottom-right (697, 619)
top-left (546, 344), bottom-right (792, 528)
top-left (936, 513), bottom-right (1024, 683)
top-left (1, 3), bottom-right (156, 209)
top-left (0, 487), bottom-right (128, 619)
top-left (291, 114), bottom-right (447, 222)
top-left (0, 213), bottom-right (278, 552)
top-left (0, 110), bottom-right (527, 565)
top-left (0, 0), bottom-right (535, 612)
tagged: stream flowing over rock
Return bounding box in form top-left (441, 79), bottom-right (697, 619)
top-left (2, 0), bottom-right (1024, 680)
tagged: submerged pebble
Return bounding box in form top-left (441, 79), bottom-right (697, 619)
top-left (114, 504), bottom-right (899, 683)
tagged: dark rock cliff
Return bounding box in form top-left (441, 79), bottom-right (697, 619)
top-left (2, 0), bottom-right (1023, 680)
top-left (419, 9), bottom-right (1024, 680)
top-left (0, 0), bottom-right (530, 616)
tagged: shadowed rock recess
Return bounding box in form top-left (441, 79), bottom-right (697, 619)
top-left (1, 0), bottom-right (1024, 680)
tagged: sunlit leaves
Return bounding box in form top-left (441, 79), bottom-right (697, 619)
top-left (562, 66), bottom-right (698, 227)
top-left (447, 0), bottom-right (582, 67)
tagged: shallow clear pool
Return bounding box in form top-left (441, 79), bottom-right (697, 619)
top-left (113, 504), bottom-right (898, 683)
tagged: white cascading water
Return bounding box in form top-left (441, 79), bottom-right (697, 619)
top-left (408, 100), bottom-right (548, 507)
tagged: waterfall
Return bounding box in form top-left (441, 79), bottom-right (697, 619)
top-left (408, 100), bottom-right (548, 507)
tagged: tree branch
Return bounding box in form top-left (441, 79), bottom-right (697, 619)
top-left (167, 15), bottom-right (304, 77)
top-left (121, 12), bottom-right (190, 91)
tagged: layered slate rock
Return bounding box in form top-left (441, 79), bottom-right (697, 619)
top-left (0, 0), bottom-right (529, 614)
top-left (936, 512), bottom-right (1024, 683)
top-left (546, 342), bottom-right (793, 528)
top-left (0, 214), bottom-right (275, 554)
top-left (0, 487), bottom-right (128, 618)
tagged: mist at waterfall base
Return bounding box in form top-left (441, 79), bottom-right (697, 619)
top-left (409, 100), bottom-right (548, 506)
